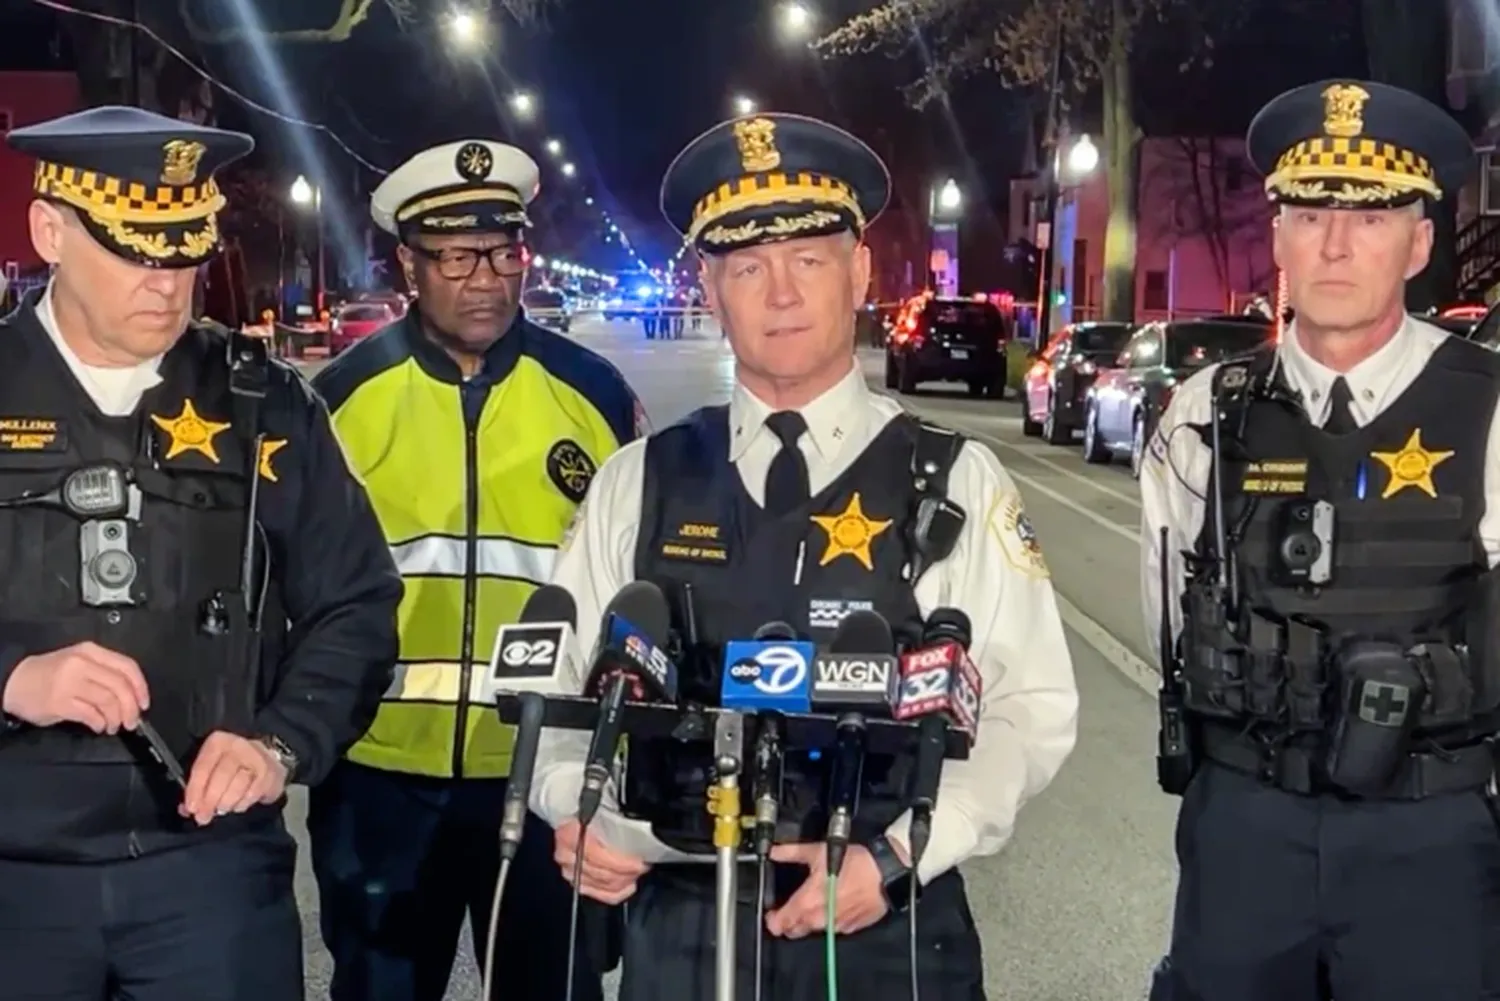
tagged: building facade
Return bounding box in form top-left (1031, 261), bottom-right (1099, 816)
top-left (0, 71), bottom-right (81, 287)
top-left (1010, 136), bottom-right (1275, 332)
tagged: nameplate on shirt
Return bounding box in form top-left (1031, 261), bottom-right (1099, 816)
top-left (0, 417), bottom-right (67, 453)
top-left (660, 521), bottom-right (730, 564)
top-left (1241, 459), bottom-right (1307, 495)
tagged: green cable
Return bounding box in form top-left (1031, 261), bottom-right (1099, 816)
top-left (825, 872), bottom-right (839, 1001)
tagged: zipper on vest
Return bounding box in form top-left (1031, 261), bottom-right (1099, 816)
top-left (453, 384), bottom-right (484, 778)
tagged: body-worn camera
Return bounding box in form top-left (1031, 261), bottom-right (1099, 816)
top-left (1271, 498), bottom-right (1335, 587)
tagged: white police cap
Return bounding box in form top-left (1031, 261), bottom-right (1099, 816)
top-left (371, 139), bottom-right (541, 238)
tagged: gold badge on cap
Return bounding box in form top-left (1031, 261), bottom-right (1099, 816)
top-left (160, 139), bottom-right (207, 186)
top-left (456, 142), bottom-right (494, 182)
top-left (1322, 83), bottom-right (1370, 139)
top-left (733, 118), bottom-right (781, 174)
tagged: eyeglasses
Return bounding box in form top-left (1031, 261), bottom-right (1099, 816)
top-left (409, 244), bottom-right (527, 280)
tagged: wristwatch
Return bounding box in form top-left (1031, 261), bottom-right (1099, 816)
top-left (869, 835), bottom-right (920, 912)
top-left (256, 734), bottom-right (300, 779)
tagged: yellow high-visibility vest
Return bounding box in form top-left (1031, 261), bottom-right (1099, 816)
top-left (313, 314), bottom-right (642, 778)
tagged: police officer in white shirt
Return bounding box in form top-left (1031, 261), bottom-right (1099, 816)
top-left (1142, 81), bottom-right (1500, 1001)
top-left (528, 113), bottom-right (1079, 1000)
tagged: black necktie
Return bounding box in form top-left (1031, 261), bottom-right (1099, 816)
top-left (763, 411), bottom-right (809, 516)
top-left (1323, 377), bottom-right (1357, 435)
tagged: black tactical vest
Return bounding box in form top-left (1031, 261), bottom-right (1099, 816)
top-left (623, 405), bottom-right (949, 854)
top-left (0, 308), bottom-right (282, 767)
top-left (1186, 338), bottom-right (1500, 739)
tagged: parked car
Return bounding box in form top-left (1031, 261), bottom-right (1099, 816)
top-left (329, 302), bottom-right (395, 355)
top-left (1021, 321), bottom-right (1134, 444)
top-left (524, 286), bottom-right (572, 332)
top-left (884, 297), bottom-right (1009, 398)
top-left (1082, 316), bottom-right (1274, 476)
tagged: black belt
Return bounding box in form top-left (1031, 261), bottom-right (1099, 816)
top-left (1199, 723), bottom-right (1496, 800)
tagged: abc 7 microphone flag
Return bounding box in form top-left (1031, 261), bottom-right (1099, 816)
top-left (722, 639), bottom-right (816, 712)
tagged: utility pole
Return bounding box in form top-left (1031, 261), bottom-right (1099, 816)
top-left (1033, 19), bottom-right (1065, 343)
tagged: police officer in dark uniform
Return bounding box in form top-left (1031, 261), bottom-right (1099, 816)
top-left (0, 107), bottom-right (401, 999)
top-left (1142, 81), bottom-right (1500, 1000)
top-left (530, 114), bottom-right (1079, 999)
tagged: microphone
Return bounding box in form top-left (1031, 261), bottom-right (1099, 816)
top-left (720, 620), bottom-right (815, 715)
top-left (493, 585), bottom-right (580, 862)
top-left (577, 581), bottom-right (677, 827)
top-left (488, 584), bottom-right (580, 696)
top-left (811, 611), bottom-right (901, 713)
top-left (817, 610), bottom-right (898, 876)
top-left (893, 608), bottom-right (981, 739)
top-left (719, 620), bottom-right (816, 858)
top-left (895, 607), bottom-right (985, 868)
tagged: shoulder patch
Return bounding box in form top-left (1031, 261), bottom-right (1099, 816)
top-left (989, 492), bottom-right (1049, 580)
top-left (546, 438), bottom-right (597, 503)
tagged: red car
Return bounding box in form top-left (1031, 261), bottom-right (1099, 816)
top-left (329, 303), bottom-right (395, 355)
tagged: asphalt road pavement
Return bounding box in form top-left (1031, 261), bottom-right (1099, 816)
top-left (290, 315), bottom-right (1177, 999)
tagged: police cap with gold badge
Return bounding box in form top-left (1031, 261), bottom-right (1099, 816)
top-left (370, 140), bottom-right (540, 240)
top-left (6, 105), bottom-right (253, 269)
top-left (1247, 79), bottom-right (1474, 209)
top-left (660, 112), bottom-right (890, 253)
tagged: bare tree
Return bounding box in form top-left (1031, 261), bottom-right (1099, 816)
top-left (818, 0), bottom-right (1171, 322)
top-left (1143, 138), bottom-right (1275, 309)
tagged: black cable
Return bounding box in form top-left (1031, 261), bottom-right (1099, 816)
top-left (908, 816), bottom-right (934, 1001)
top-left (480, 857), bottom-right (514, 1001)
top-left (754, 857), bottom-right (769, 1001)
top-left (907, 878), bottom-right (919, 1001)
top-left (562, 829), bottom-right (587, 1001)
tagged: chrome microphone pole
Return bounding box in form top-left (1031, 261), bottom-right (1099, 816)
top-left (709, 711), bottom-right (746, 1001)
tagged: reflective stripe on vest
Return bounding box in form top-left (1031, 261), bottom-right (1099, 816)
top-left (389, 534), bottom-right (556, 584)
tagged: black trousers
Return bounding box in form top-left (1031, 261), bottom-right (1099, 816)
top-left (308, 760), bottom-right (608, 1001)
top-left (1150, 763), bottom-right (1500, 1000)
top-left (0, 824), bottom-right (302, 1001)
top-left (619, 864), bottom-right (986, 1001)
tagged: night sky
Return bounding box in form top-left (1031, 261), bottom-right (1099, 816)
top-left (0, 0), bottom-right (1367, 277)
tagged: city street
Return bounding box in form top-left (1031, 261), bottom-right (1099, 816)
top-left (291, 316), bottom-right (1177, 1000)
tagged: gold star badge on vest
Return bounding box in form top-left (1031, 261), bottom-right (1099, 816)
top-left (1370, 429), bottom-right (1453, 499)
top-left (258, 438), bottom-right (287, 482)
top-left (810, 492), bottom-right (892, 571)
top-left (150, 400), bottom-right (231, 463)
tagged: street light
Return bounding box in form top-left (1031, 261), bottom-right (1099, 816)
top-left (561, 162), bottom-right (576, 177)
top-left (447, 9), bottom-right (483, 47)
top-left (545, 138), bottom-right (562, 156)
top-left (287, 175), bottom-right (324, 316)
top-left (734, 95), bottom-right (756, 115)
top-left (1066, 134), bottom-right (1099, 177)
top-left (937, 178), bottom-right (962, 213)
top-left (1036, 133), bottom-right (1101, 340)
top-left (510, 92), bottom-right (535, 118)
top-left (780, 2), bottom-right (813, 39)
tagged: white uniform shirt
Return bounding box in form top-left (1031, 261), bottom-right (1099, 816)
top-left (1140, 316), bottom-right (1500, 658)
top-left (530, 361), bottom-right (1080, 884)
top-left (36, 283), bottom-right (163, 416)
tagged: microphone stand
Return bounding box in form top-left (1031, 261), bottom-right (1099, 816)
top-left (709, 711), bottom-right (746, 1001)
